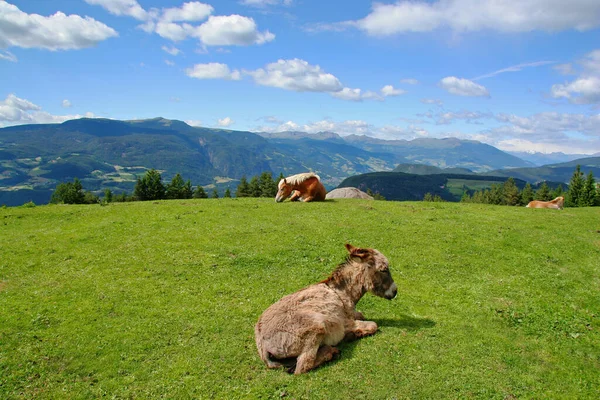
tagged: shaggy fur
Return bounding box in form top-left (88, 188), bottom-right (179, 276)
top-left (255, 244), bottom-right (397, 374)
top-left (275, 172), bottom-right (326, 203)
top-left (526, 196), bottom-right (564, 209)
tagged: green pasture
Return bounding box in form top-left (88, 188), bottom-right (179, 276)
top-left (1, 199), bottom-right (599, 399)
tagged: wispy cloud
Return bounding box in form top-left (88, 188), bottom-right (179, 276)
top-left (0, 50), bottom-right (17, 62)
top-left (472, 61), bottom-right (556, 81)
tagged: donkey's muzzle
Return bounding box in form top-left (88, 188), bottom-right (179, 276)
top-left (384, 283), bottom-right (398, 300)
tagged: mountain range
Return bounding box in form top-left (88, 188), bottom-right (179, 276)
top-left (0, 117), bottom-right (596, 206)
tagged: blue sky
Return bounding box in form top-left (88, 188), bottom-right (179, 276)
top-left (1, 0), bottom-right (600, 154)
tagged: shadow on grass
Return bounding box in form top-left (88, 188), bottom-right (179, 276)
top-left (326, 314), bottom-right (435, 371)
top-left (373, 313), bottom-right (436, 331)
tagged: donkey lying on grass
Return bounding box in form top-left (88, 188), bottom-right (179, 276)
top-left (255, 244), bottom-right (397, 374)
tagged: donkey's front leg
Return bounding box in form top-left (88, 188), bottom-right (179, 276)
top-left (350, 320), bottom-right (378, 338)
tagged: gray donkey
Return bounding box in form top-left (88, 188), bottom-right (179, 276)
top-left (255, 244), bottom-right (397, 374)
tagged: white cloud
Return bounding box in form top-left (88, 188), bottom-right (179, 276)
top-left (85, 0), bottom-right (148, 20)
top-left (400, 78), bottom-right (419, 85)
top-left (350, 0), bottom-right (600, 36)
top-left (193, 15), bottom-right (275, 46)
top-left (331, 88), bottom-right (364, 101)
top-left (161, 45), bottom-right (181, 56)
top-left (165, 59), bottom-right (175, 66)
top-left (0, 94), bottom-right (95, 127)
top-left (472, 61), bottom-right (555, 80)
top-left (217, 117), bottom-right (234, 127)
top-left (186, 63), bottom-right (242, 80)
top-left (551, 77), bottom-right (600, 104)
top-left (421, 98), bottom-right (443, 106)
top-left (381, 85), bottom-right (406, 97)
top-left (329, 87), bottom-right (385, 101)
top-left (255, 118), bottom-right (429, 140)
top-left (154, 21), bottom-right (195, 41)
top-left (580, 49), bottom-right (600, 73)
top-left (184, 58), bottom-right (397, 102)
top-left (436, 110), bottom-right (491, 125)
top-left (246, 59), bottom-right (343, 92)
top-left (550, 49), bottom-right (600, 104)
top-left (161, 2), bottom-right (214, 22)
top-left (88, 0), bottom-right (272, 48)
top-left (241, 0), bottom-right (293, 7)
top-left (439, 77), bottom-right (490, 97)
top-left (62, 99), bottom-right (72, 108)
top-left (495, 111), bottom-right (600, 137)
top-left (0, 50), bottom-right (17, 62)
top-left (0, 2), bottom-right (118, 51)
top-left (186, 119), bottom-right (202, 127)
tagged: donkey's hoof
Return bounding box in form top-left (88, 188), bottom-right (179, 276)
top-left (330, 347), bottom-right (341, 360)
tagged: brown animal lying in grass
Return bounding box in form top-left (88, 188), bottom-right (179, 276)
top-left (255, 244), bottom-right (397, 374)
top-left (526, 196), bottom-right (564, 209)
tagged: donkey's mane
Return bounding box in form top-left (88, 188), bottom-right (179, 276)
top-left (321, 257), bottom-right (353, 288)
top-left (283, 172), bottom-right (320, 186)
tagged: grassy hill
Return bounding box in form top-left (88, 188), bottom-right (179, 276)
top-left (1, 199), bottom-right (598, 398)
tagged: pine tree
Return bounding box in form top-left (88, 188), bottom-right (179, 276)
top-left (211, 189), bottom-right (219, 199)
top-left (182, 180), bottom-right (193, 199)
top-left (423, 192), bottom-right (433, 202)
top-left (502, 177), bottom-right (520, 206)
top-left (258, 172), bottom-right (277, 197)
top-left (193, 185), bottom-right (208, 199)
top-left (566, 165), bottom-right (584, 207)
top-left (552, 184), bottom-right (564, 199)
top-left (249, 176), bottom-right (261, 197)
top-left (235, 176), bottom-right (251, 197)
top-left (460, 192), bottom-right (472, 203)
top-left (534, 182), bottom-right (551, 201)
top-left (581, 171), bottom-right (597, 207)
top-left (520, 183), bottom-right (534, 205)
top-left (165, 173), bottom-right (186, 199)
top-left (134, 169), bottom-right (165, 201)
top-left (224, 188), bottom-right (232, 198)
top-left (472, 190), bottom-right (486, 204)
top-left (104, 188), bottom-right (113, 203)
top-left (488, 184), bottom-right (503, 205)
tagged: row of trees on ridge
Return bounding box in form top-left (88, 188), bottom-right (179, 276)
top-left (50, 170), bottom-right (285, 204)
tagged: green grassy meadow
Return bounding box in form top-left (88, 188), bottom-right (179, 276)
top-left (1, 199), bottom-right (599, 399)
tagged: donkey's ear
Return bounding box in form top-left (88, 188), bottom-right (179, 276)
top-left (345, 243), bottom-right (369, 259)
top-left (283, 178), bottom-right (287, 184)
